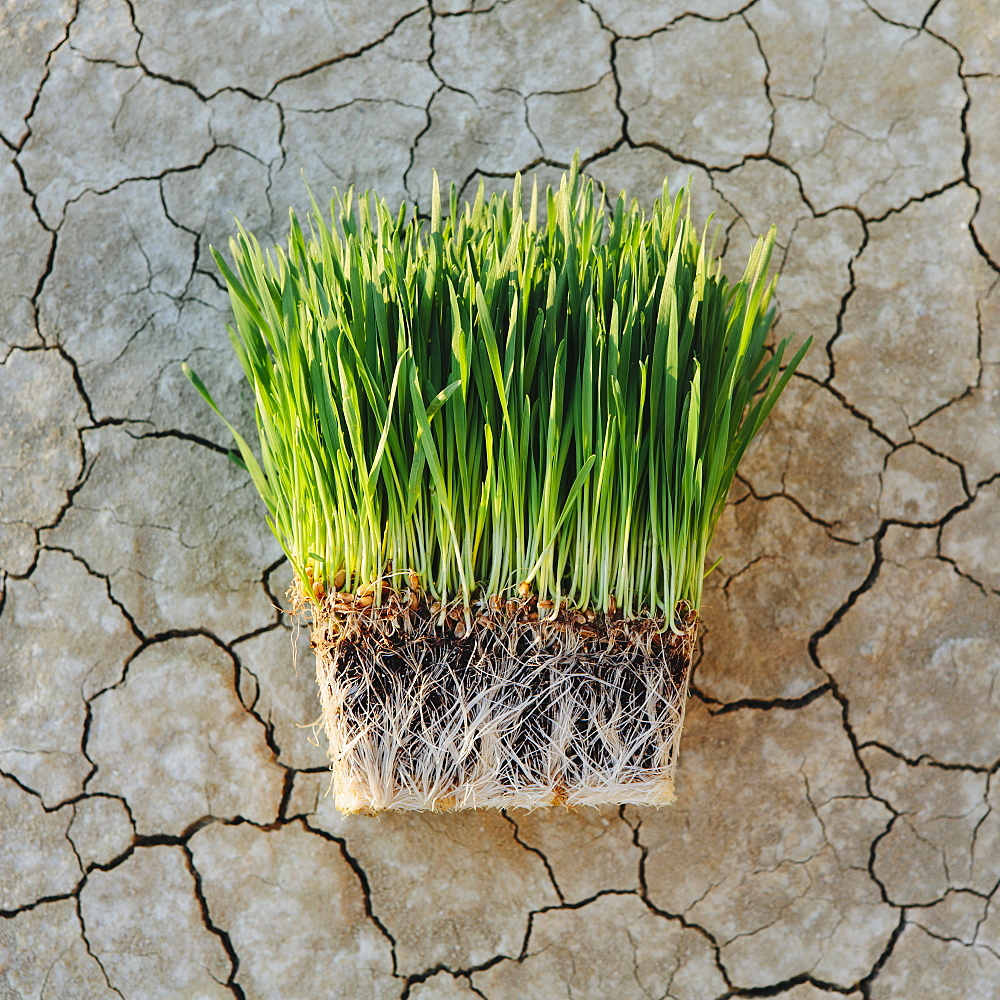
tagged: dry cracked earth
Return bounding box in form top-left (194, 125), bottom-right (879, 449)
top-left (1, 0), bottom-right (999, 997)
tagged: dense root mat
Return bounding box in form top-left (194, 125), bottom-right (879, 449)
top-left (308, 600), bottom-right (695, 813)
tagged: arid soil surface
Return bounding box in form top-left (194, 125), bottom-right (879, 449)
top-left (2, 1), bottom-right (999, 997)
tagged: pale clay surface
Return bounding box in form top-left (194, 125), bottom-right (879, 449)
top-left (1, 0), bottom-right (998, 996)
top-left (0, 349), bottom-right (87, 575)
top-left (87, 635), bottom-right (285, 836)
top-left (78, 845), bottom-right (233, 999)
top-left (0, 899), bottom-right (120, 1000)
top-left (290, 771), bottom-right (561, 975)
top-left (0, 549), bottom-right (137, 805)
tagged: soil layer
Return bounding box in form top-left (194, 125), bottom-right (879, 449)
top-left (308, 597), bottom-right (695, 813)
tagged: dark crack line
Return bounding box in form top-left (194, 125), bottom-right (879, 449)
top-left (861, 178), bottom-right (966, 228)
top-left (935, 551), bottom-right (998, 599)
top-left (34, 142), bottom-right (223, 231)
top-left (520, 91), bottom-right (546, 160)
top-left (70, 793), bottom-right (139, 870)
top-left (969, 206), bottom-right (1000, 276)
top-left (901, 431), bottom-right (973, 499)
top-left (157, 176), bottom-right (205, 300)
top-left (607, 33), bottom-right (633, 153)
top-left (818, 208), bottom-right (868, 387)
top-left (934, 470), bottom-right (1000, 595)
top-left (501, 810), bottom-right (564, 903)
top-left (123, 425), bottom-right (230, 457)
top-left (0, 765), bottom-right (61, 807)
top-left (861, 0), bottom-right (927, 31)
top-left (430, 0), bottom-right (508, 19)
top-left (79, 623), bottom-right (291, 796)
top-left (921, 0), bottom-right (945, 29)
top-left (695, 682), bottom-right (832, 717)
top-left (796, 371), bottom-right (898, 448)
top-left (275, 768), bottom-right (296, 822)
top-left (808, 524), bottom-right (885, 700)
top-left (796, 517), bottom-right (914, 917)
top-left (594, 1), bottom-right (761, 42)
top-left (39, 544), bottom-right (144, 641)
top-left (918, 921), bottom-right (1000, 962)
top-left (120, 0), bottom-right (220, 103)
top-left (400, 966), bottom-right (490, 999)
top-left (734, 468), bottom-right (872, 544)
top-left (181, 843), bottom-right (248, 1000)
top-left (78, 691), bottom-right (102, 810)
top-left (856, 910), bottom-right (907, 998)
top-left (450, 157), bottom-right (578, 214)
top-left (83, 627), bottom-right (239, 703)
top-left (282, 94), bottom-right (435, 118)
top-left (402, 3), bottom-right (443, 202)
top-left (708, 150), bottom-right (825, 221)
top-left (970, 773), bottom-right (997, 872)
top-left (722, 974), bottom-right (858, 998)
top-left (404, 953), bottom-right (508, 996)
top-left (13, 0), bottom-right (79, 154)
top-left (619, 136), bottom-right (730, 182)
top-left (742, 15), bottom-right (775, 156)
top-left (0, 353), bottom-right (103, 585)
top-left (909, 886), bottom-right (993, 916)
top-left (0, 768), bottom-right (140, 839)
top-left (719, 552), bottom-right (783, 597)
top-left (0, 891), bottom-right (79, 920)
top-left (622, 806), bottom-right (733, 991)
top-left (19, 200), bottom-right (60, 353)
top-left (866, 807), bottom-right (907, 909)
top-left (296, 818), bottom-right (401, 975)
top-left (73, 51), bottom-right (138, 70)
top-left (222, 633), bottom-right (290, 754)
top-left (265, 6), bottom-right (427, 99)
top-left (76, 894), bottom-right (126, 999)
top-left (858, 739), bottom-right (999, 776)
top-left (918, 19), bottom-right (1000, 276)
top-left (261, 555), bottom-right (291, 613)
top-left (466, 978), bottom-right (491, 999)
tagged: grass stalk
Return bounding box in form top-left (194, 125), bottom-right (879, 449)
top-left (187, 158), bottom-right (807, 629)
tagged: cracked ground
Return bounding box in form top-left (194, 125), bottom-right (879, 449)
top-left (1, 0), bottom-right (999, 996)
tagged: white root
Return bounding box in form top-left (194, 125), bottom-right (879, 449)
top-left (310, 606), bottom-right (694, 814)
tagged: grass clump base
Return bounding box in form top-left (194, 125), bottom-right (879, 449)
top-left (190, 156), bottom-right (806, 813)
top-left (301, 582), bottom-right (695, 813)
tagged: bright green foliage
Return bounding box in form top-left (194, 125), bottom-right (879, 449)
top-left (186, 160), bottom-right (808, 626)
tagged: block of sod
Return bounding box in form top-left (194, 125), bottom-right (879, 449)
top-left (186, 159), bottom-right (807, 812)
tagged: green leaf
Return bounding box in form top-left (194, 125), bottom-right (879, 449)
top-left (190, 160), bottom-right (806, 618)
